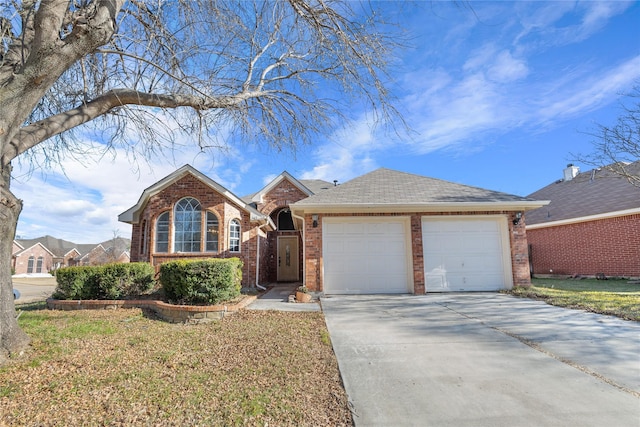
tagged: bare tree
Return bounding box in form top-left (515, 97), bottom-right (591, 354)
top-left (575, 84), bottom-right (640, 186)
top-left (0, 0), bottom-right (403, 363)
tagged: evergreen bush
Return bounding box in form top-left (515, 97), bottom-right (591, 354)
top-left (160, 258), bottom-right (242, 305)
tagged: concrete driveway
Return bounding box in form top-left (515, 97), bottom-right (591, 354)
top-left (321, 293), bottom-right (640, 427)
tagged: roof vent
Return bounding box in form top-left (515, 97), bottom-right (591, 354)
top-left (563, 164), bottom-right (579, 181)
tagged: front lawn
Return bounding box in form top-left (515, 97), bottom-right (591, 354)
top-left (509, 278), bottom-right (640, 321)
top-left (0, 305), bottom-right (352, 426)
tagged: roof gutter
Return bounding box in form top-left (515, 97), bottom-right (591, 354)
top-left (526, 207), bottom-right (640, 230)
top-left (290, 201), bottom-right (549, 215)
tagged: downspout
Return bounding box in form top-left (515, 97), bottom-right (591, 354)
top-left (291, 210), bottom-right (306, 286)
top-left (255, 221), bottom-right (270, 290)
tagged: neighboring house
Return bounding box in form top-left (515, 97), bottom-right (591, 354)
top-left (11, 242), bottom-right (55, 275)
top-left (12, 235), bottom-right (131, 275)
top-left (120, 165), bottom-right (546, 294)
top-left (526, 162), bottom-right (640, 278)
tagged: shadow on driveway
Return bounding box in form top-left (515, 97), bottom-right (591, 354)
top-left (322, 293), bottom-right (640, 427)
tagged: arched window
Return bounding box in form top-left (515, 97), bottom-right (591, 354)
top-left (174, 198), bottom-right (202, 252)
top-left (277, 209), bottom-right (295, 230)
top-left (206, 212), bottom-right (219, 252)
top-left (229, 219), bottom-right (241, 252)
top-left (36, 256), bottom-right (44, 273)
top-left (155, 212), bottom-right (170, 253)
top-left (27, 256), bottom-right (34, 273)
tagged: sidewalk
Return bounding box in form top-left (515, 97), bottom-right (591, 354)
top-left (246, 283), bottom-right (321, 312)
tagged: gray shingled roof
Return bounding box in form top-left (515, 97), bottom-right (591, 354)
top-left (526, 161), bottom-right (640, 225)
top-left (16, 235), bottom-right (130, 258)
top-left (292, 168), bottom-right (537, 208)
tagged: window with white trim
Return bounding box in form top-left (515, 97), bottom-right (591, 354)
top-left (206, 212), bottom-right (219, 252)
top-left (155, 212), bottom-right (170, 253)
top-left (174, 198), bottom-right (201, 252)
top-left (36, 256), bottom-right (43, 273)
top-left (229, 219), bottom-right (241, 252)
top-left (27, 256), bottom-right (34, 273)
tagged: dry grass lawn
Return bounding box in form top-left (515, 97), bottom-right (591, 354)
top-left (1, 306), bottom-right (352, 426)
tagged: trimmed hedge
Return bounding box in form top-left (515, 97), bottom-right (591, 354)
top-left (160, 258), bottom-right (242, 305)
top-left (53, 263), bottom-right (155, 300)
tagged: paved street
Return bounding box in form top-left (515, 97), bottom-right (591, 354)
top-left (12, 276), bottom-right (57, 304)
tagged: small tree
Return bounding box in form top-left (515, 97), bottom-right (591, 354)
top-left (0, 0), bottom-right (403, 363)
top-left (575, 84), bottom-right (640, 186)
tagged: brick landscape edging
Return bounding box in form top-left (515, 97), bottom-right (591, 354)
top-left (46, 295), bottom-right (257, 324)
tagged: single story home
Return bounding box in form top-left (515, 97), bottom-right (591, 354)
top-left (526, 162), bottom-right (640, 278)
top-left (12, 235), bottom-right (131, 275)
top-left (119, 165), bottom-right (546, 293)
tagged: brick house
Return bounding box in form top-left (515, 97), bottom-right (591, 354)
top-left (526, 162), bottom-right (640, 278)
top-left (11, 242), bottom-right (55, 275)
top-left (120, 165), bottom-right (545, 293)
top-left (12, 236), bottom-right (130, 275)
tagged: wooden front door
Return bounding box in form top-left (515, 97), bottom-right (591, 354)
top-left (277, 236), bottom-right (299, 281)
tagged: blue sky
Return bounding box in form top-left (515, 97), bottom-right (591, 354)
top-left (12, 1), bottom-right (640, 243)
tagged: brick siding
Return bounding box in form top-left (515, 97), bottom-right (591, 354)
top-left (129, 174), bottom-right (258, 286)
top-left (527, 214), bottom-right (640, 278)
top-left (301, 211), bottom-right (531, 293)
top-left (12, 245), bottom-right (53, 275)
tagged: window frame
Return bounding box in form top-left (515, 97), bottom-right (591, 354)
top-left (205, 211), bottom-right (219, 253)
top-left (229, 219), bottom-right (241, 253)
top-left (174, 197), bottom-right (202, 253)
top-left (155, 211), bottom-right (170, 253)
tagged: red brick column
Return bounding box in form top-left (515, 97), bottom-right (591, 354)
top-left (510, 212), bottom-right (531, 287)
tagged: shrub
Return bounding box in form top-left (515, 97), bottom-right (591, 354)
top-left (53, 263), bottom-right (155, 300)
top-left (160, 258), bottom-right (242, 305)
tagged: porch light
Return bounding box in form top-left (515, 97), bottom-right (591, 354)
top-left (513, 211), bottom-right (523, 226)
top-left (312, 214), bottom-right (319, 228)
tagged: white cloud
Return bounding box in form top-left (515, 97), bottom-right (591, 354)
top-left (300, 118), bottom-right (382, 182)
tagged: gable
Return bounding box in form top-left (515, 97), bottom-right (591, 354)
top-left (119, 164), bottom-right (268, 225)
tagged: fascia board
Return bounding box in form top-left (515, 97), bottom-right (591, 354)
top-left (118, 165), bottom-right (268, 224)
top-left (526, 207), bottom-right (640, 230)
top-left (291, 201), bottom-right (549, 214)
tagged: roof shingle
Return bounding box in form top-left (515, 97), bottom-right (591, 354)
top-left (526, 161), bottom-right (640, 225)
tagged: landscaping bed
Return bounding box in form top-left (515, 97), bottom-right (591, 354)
top-left (1, 305), bottom-right (353, 426)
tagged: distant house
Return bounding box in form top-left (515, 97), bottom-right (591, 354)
top-left (526, 162), bottom-right (640, 278)
top-left (12, 235), bottom-right (131, 275)
top-left (119, 165), bottom-right (545, 294)
top-left (11, 242), bottom-right (55, 275)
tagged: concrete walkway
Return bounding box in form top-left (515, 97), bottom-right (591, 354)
top-left (246, 283), bottom-right (321, 312)
top-left (322, 293), bottom-right (640, 427)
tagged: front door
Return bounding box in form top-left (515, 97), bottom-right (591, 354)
top-left (277, 236), bottom-right (299, 281)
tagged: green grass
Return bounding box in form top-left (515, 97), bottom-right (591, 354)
top-left (0, 308), bottom-right (352, 426)
top-left (508, 278), bottom-right (640, 321)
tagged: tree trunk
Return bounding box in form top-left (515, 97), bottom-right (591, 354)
top-left (0, 163), bottom-right (30, 365)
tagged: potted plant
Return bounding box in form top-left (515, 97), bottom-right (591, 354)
top-left (296, 285), bottom-right (312, 303)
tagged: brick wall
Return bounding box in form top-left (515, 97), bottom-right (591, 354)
top-left (13, 245), bottom-right (54, 275)
top-left (302, 211), bottom-right (532, 293)
top-left (129, 174), bottom-right (258, 286)
top-left (257, 178), bottom-right (308, 283)
top-left (527, 214), bottom-right (640, 278)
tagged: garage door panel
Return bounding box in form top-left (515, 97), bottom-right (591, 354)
top-left (422, 217), bottom-right (511, 292)
top-left (324, 218), bottom-right (410, 294)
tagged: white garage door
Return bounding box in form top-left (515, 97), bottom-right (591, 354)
top-left (422, 217), bottom-right (512, 292)
top-left (323, 217), bottom-right (411, 294)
